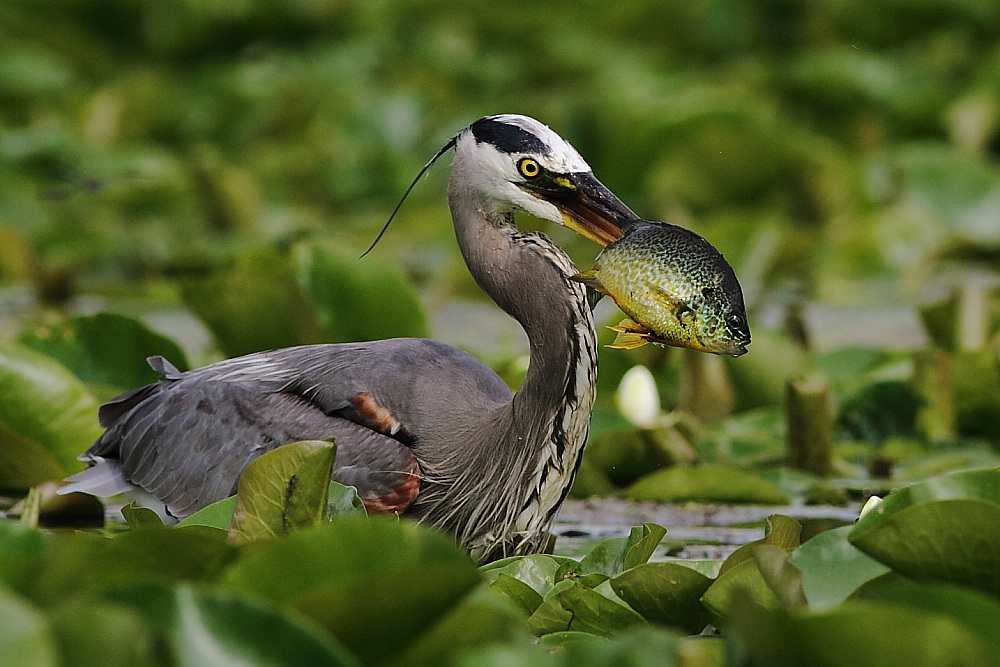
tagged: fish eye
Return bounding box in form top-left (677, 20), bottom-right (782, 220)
top-left (726, 313), bottom-right (745, 330)
top-left (518, 157), bottom-right (541, 179)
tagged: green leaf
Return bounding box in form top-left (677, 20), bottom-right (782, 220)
top-left (752, 545), bottom-right (807, 610)
top-left (0, 522), bottom-right (49, 593)
top-left (181, 247), bottom-right (327, 357)
top-left (0, 588), bottom-right (57, 667)
top-left (719, 514), bottom-right (801, 576)
top-left (17, 312), bottom-right (188, 392)
top-left (849, 468), bottom-right (1000, 595)
top-left (104, 583), bottom-right (358, 667)
top-left (325, 481), bottom-right (367, 520)
top-left (176, 496), bottom-right (237, 530)
top-left (730, 598), bottom-right (999, 667)
top-left (490, 573), bottom-right (544, 616)
top-left (701, 558), bottom-right (782, 627)
top-left (221, 517), bottom-right (475, 606)
top-left (48, 599), bottom-right (159, 667)
top-left (527, 580), bottom-right (646, 637)
top-left (0, 342), bottom-right (101, 486)
top-left (29, 528), bottom-right (236, 606)
top-left (790, 525), bottom-right (889, 610)
top-left (396, 587), bottom-right (534, 667)
top-left (229, 440), bottom-right (337, 541)
top-left (626, 465), bottom-right (790, 505)
top-left (850, 573), bottom-right (1000, 657)
top-left (572, 523), bottom-right (666, 579)
top-left (294, 241), bottom-right (427, 343)
top-left (121, 503), bottom-right (165, 529)
top-left (610, 562), bottom-right (712, 633)
top-left (479, 555), bottom-right (570, 598)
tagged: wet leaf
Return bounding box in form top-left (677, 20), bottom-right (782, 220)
top-left (229, 440), bottom-right (337, 541)
top-left (849, 468), bottom-right (1000, 595)
top-left (0, 342), bottom-right (100, 486)
top-left (610, 561), bottom-right (712, 632)
top-left (790, 525), bottom-right (889, 610)
top-left (527, 580), bottom-right (646, 637)
top-left (719, 514), bottom-right (802, 576)
top-left (626, 465), bottom-right (790, 505)
top-left (17, 312), bottom-right (188, 392)
top-left (701, 558), bottom-right (782, 626)
top-left (752, 545), bottom-right (807, 610)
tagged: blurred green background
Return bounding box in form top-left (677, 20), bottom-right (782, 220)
top-left (2, 0), bottom-right (1000, 487)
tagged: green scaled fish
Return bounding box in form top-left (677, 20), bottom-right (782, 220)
top-left (572, 220), bottom-right (751, 356)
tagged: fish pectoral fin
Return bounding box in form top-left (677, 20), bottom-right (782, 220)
top-left (649, 283), bottom-right (684, 308)
top-left (571, 270), bottom-right (607, 293)
top-left (606, 319), bottom-right (651, 349)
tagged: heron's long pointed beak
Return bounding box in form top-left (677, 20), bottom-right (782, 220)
top-left (525, 172), bottom-right (638, 247)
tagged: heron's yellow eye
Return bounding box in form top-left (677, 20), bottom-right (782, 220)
top-left (518, 158), bottom-right (541, 178)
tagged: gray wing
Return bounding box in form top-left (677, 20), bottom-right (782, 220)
top-left (82, 339), bottom-right (512, 518)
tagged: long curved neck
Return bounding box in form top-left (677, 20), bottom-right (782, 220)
top-left (445, 158), bottom-right (597, 560)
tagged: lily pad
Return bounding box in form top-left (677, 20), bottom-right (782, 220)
top-left (0, 588), bottom-right (57, 667)
top-left (573, 523), bottom-right (666, 578)
top-left (229, 440), bottom-right (337, 541)
top-left (104, 583), bottom-right (357, 667)
top-left (609, 562), bottom-right (712, 632)
top-left (790, 525), bottom-right (889, 610)
top-left (17, 312), bottom-right (188, 393)
top-left (626, 465), bottom-right (790, 505)
top-left (479, 555), bottom-right (569, 597)
top-left (848, 468), bottom-right (1000, 595)
top-left (527, 580), bottom-right (646, 638)
top-left (0, 342), bottom-right (99, 487)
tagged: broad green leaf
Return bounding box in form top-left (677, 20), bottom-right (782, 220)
top-left (850, 573), bottom-right (1000, 656)
top-left (0, 588), bottom-right (57, 667)
top-left (490, 573), bottom-right (544, 616)
top-left (626, 465), bottom-right (790, 505)
top-left (479, 555), bottom-right (569, 597)
top-left (752, 545), bottom-right (807, 610)
top-left (849, 468), bottom-right (1000, 595)
top-left (221, 517), bottom-right (475, 605)
top-left (325, 481), bottom-right (367, 519)
top-left (718, 514), bottom-right (801, 577)
top-left (730, 598), bottom-right (998, 667)
top-left (48, 599), bottom-right (158, 667)
top-left (294, 240), bottom-right (427, 343)
top-left (176, 496), bottom-right (237, 530)
top-left (292, 562), bottom-right (481, 665)
top-left (701, 558), bottom-right (782, 627)
top-left (104, 583), bottom-right (358, 667)
top-left (17, 312), bottom-right (188, 392)
top-left (29, 528), bottom-right (235, 606)
top-left (0, 342), bottom-right (100, 486)
top-left (121, 503), bottom-right (165, 529)
top-left (790, 525), bottom-right (889, 610)
top-left (0, 522), bottom-right (49, 593)
top-left (571, 523), bottom-right (666, 579)
top-left (610, 562), bottom-right (712, 633)
top-left (229, 440), bottom-right (337, 541)
top-left (181, 247), bottom-right (327, 357)
top-left (396, 587), bottom-right (534, 667)
top-left (527, 580), bottom-right (646, 637)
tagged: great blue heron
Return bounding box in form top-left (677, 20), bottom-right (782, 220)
top-left (60, 114), bottom-right (637, 562)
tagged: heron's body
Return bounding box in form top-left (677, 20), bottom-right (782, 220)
top-left (63, 115), bottom-right (634, 561)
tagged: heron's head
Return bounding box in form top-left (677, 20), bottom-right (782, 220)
top-left (454, 114), bottom-right (637, 246)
